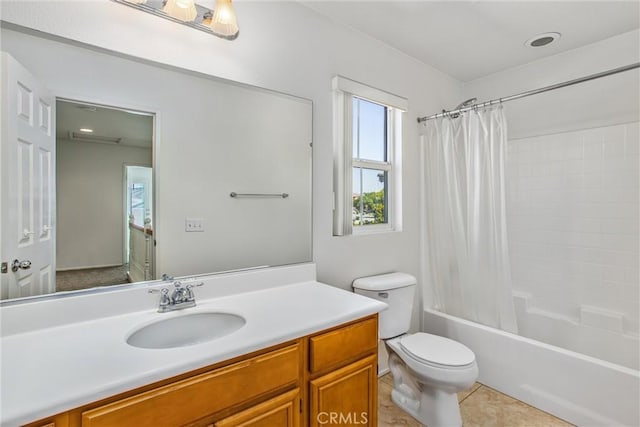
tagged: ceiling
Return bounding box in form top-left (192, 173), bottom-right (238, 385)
top-left (301, 1), bottom-right (640, 82)
top-left (56, 100), bottom-right (153, 149)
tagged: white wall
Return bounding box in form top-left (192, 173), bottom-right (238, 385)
top-left (56, 139), bottom-right (151, 270)
top-left (0, 1), bottom-right (462, 313)
top-left (462, 30), bottom-right (640, 140)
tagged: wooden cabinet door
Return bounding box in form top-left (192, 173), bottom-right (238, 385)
top-left (214, 388), bottom-right (300, 427)
top-left (309, 355), bottom-right (377, 427)
top-left (26, 413), bottom-right (69, 427)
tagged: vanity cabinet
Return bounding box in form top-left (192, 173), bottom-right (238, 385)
top-left (307, 317), bottom-right (378, 427)
top-left (26, 315), bottom-right (378, 427)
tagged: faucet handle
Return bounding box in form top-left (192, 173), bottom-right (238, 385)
top-left (148, 287), bottom-right (171, 308)
top-left (159, 288), bottom-right (171, 307)
top-left (185, 282), bottom-right (204, 301)
top-left (185, 282), bottom-right (204, 289)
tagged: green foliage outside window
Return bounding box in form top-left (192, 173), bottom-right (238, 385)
top-left (353, 190), bottom-right (385, 225)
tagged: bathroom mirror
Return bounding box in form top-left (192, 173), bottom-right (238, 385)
top-left (0, 24), bottom-right (313, 302)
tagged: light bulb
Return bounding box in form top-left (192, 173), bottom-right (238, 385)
top-left (209, 0), bottom-right (239, 38)
top-left (163, 0), bottom-right (197, 22)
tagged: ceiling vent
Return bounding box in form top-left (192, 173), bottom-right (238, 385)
top-left (68, 131), bottom-right (122, 144)
top-left (525, 32), bottom-right (561, 48)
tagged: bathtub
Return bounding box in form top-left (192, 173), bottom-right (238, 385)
top-left (422, 308), bottom-right (640, 427)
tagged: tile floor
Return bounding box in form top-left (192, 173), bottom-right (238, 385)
top-left (378, 374), bottom-right (574, 427)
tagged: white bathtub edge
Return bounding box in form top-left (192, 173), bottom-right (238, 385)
top-left (519, 384), bottom-right (619, 427)
top-left (423, 308), bottom-right (640, 427)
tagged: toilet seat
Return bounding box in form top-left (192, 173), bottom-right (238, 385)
top-left (399, 333), bottom-right (475, 369)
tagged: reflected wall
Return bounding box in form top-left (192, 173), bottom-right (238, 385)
top-left (1, 26), bottom-right (312, 285)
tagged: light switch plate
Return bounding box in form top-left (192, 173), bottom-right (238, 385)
top-left (185, 218), bottom-right (204, 232)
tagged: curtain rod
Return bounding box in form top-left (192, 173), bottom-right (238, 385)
top-left (417, 62), bottom-right (640, 123)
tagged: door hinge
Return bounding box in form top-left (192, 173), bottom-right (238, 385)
top-left (1, 262), bottom-right (7, 274)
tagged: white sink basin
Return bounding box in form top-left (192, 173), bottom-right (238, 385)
top-left (126, 312), bottom-right (246, 349)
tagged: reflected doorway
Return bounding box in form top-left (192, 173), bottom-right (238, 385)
top-left (55, 99), bottom-right (154, 291)
top-left (125, 165), bottom-right (153, 283)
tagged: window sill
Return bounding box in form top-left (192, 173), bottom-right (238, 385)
top-left (352, 224), bottom-right (399, 236)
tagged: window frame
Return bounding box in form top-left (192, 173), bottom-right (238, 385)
top-left (332, 76), bottom-right (406, 236)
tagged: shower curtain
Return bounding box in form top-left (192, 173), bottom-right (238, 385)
top-left (423, 106), bottom-right (518, 333)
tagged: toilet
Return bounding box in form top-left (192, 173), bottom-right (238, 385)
top-left (353, 272), bottom-right (478, 427)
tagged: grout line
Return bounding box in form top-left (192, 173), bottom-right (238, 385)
top-left (459, 382), bottom-right (483, 404)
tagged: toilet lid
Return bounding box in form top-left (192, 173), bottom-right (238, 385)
top-left (399, 333), bottom-right (475, 367)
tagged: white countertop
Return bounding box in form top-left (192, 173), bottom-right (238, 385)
top-left (0, 280), bottom-right (386, 426)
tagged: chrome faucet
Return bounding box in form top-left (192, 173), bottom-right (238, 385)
top-left (149, 280), bottom-right (204, 313)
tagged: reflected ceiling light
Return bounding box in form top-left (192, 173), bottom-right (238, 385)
top-left (79, 128), bottom-right (94, 133)
top-left (113, 0), bottom-right (239, 40)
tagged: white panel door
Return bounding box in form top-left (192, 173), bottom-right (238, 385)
top-left (1, 53), bottom-right (55, 300)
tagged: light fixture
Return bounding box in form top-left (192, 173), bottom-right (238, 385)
top-left (209, 0), bottom-right (239, 38)
top-left (163, 0), bottom-right (197, 22)
top-left (79, 128), bottom-right (94, 133)
top-left (113, 0), bottom-right (239, 40)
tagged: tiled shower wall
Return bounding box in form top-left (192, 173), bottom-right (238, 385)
top-left (506, 122), bottom-right (639, 337)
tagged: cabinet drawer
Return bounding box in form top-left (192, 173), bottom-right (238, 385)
top-left (82, 343), bottom-right (300, 427)
top-left (309, 317), bottom-right (377, 374)
top-left (214, 388), bottom-right (300, 427)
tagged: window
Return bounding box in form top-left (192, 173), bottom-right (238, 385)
top-left (129, 183), bottom-right (146, 227)
top-left (352, 97), bottom-right (389, 227)
top-left (332, 76), bottom-right (406, 235)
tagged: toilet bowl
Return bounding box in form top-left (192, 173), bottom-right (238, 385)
top-left (386, 333), bottom-right (478, 427)
top-left (352, 272), bottom-right (478, 427)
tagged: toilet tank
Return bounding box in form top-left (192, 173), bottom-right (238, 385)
top-left (352, 272), bottom-right (416, 339)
